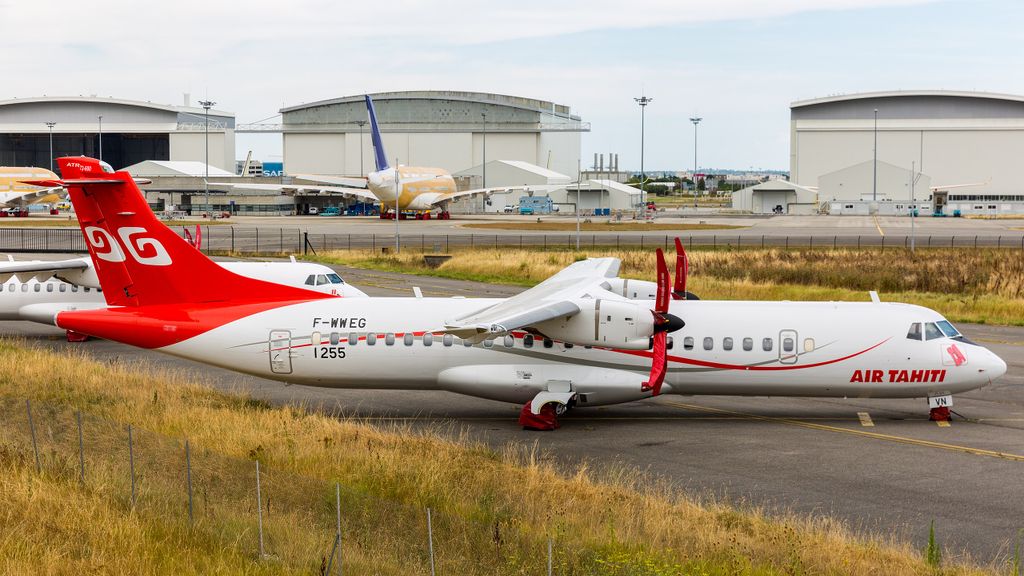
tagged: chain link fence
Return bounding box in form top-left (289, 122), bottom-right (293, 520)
top-left (2, 226), bottom-right (1023, 255)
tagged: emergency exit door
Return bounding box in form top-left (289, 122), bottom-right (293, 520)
top-left (779, 329), bottom-right (799, 364)
top-left (269, 330), bottom-right (293, 374)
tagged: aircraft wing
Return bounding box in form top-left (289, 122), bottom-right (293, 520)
top-left (0, 256), bottom-right (91, 283)
top-left (291, 174), bottom-right (368, 189)
top-left (209, 182), bottom-right (378, 202)
top-left (429, 184), bottom-right (567, 207)
top-left (441, 257), bottom-right (621, 339)
top-left (0, 186), bottom-right (66, 208)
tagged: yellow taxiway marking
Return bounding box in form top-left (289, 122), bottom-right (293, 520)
top-left (937, 420), bottom-right (951, 428)
top-left (872, 215), bottom-right (885, 236)
top-left (661, 400), bottom-right (1024, 463)
top-left (857, 412), bottom-right (874, 427)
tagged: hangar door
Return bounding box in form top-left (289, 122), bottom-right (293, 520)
top-left (757, 191), bottom-right (790, 214)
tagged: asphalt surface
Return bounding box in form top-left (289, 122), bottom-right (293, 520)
top-left (3, 261), bottom-right (1023, 563)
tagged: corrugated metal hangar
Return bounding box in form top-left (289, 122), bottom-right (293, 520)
top-left (278, 91), bottom-right (588, 181)
top-left (790, 90), bottom-right (1024, 215)
top-left (0, 96), bottom-right (235, 173)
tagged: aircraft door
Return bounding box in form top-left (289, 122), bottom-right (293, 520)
top-left (779, 329), bottom-right (798, 364)
top-left (269, 330), bottom-right (293, 374)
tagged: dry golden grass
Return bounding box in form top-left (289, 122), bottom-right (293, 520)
top-left (314, 247), bottom-right (1024, 326)
top-left (461, 221), bottom-right (745, 232)
top-left (0, 340), bottom-right (997, 575)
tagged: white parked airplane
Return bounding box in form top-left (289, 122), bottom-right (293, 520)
top-left (0, 253), bottom-right (367, 328)
top-left (35, 157), bottom-right (1007, 429)
top-left (213, 95), bottom-right (555, 219)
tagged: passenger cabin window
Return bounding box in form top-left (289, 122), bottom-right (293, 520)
top-left (403, 333), bottom-right (414, 346)
top-left (907, 323), bottom-right (922, 340)
top-left (59, 284), bottom-right (66, 292)
top-left (504, 336), bottom-right (514, 348)
top-left (463, 337), bottom-right (472, 347)
top-left (524, 335), bottom-right (534, 348)
top-left (71, 285), bottom-right (78, 292)
top-left (924, 322), bottom-right (943, 340)
top-left (543, 338), bottom-right (553, 349)
top-left (348, 332), bottom-right (358, 346)
top-left (563, 342), bottom-right (573, 349)
top-left (804, 338), bottom-right (815, 352)
top-left (683, 337), bottom-right (694, 351)
top-left (21, 284), bottom-right (27, 292)
top-left (782, 338), bottom-right (794, 353)
top-left (33, 284), bottom-right (40, 292)
top-left (46, 284), bottom-right (53, 292)
top-left (723, 337), bottom-right (733, 351)
top-left (366, 333), bottom-right (377, 345)
top-left (304, 275), bottom-right (316, 286)
top-left (743, 337), bottom-right (753, 351)
top-left (443, 334), bottom-right (453, 347)
top-left (385, 333), bottom-right (395, 346)
top-left (312, 331), bottom-right (321, 345)
top-left (483, 339), bottom-right (493, 348)
top-left (762, 338), bottom-right (773, 352)
top-left (703, 337), bottom-right (713, 351)
top-left (329, 332), bottom-right (340, 345)
top-left (423, 333), bottom-right (433, 346)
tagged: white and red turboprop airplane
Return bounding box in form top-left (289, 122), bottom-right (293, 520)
top-left (32, 157), bottom-right (1006, 429)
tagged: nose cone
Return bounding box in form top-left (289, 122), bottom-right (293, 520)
top-left (987, 350), bottom-right (1008, 381)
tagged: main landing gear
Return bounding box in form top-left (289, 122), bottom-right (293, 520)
top-left (519, 383), bottom-right (575, 431)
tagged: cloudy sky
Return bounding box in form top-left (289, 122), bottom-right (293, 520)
top-left (3, 0), bottom-right (1020, 171)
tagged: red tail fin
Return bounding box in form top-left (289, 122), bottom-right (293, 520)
top-left (58, 156), bottom-right (329, 307)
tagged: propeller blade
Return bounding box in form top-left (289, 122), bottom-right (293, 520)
top-left (672, 237), bottom-right (688, 300)
top-left (642, 331), bottom-right (668, 395)
top-left (655, 248), bottom-right (670, 314)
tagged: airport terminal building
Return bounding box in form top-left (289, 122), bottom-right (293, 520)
top-left (790, 90), bottom-right (1024, 215)
top-left (0, 96), bottom-right (235, 173)
top-left (275, 91), bottom-right (589, 181)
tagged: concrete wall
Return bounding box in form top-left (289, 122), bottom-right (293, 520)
top-left (168, 132), bottom-right (233, 171)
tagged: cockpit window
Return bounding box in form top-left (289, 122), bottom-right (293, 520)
top-left (937, 320), bottom-right (960, 338)
top-left (326, 273), bottom-right (345, 284)
top-left (315, 274), bottom-right (329, 286)
top-left (906, 323), bottom-right (922, 340)
top-left (304, 274), bottom-right (316, 286)
top-left (924, 322), bottom-right (943, 340)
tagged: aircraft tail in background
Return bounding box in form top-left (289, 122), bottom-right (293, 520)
top-left (365, 95), bottom-right (390, 172)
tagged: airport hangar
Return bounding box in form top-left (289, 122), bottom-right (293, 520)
top-left (0, 96), bottom-right (235, 173)
top-left (788, 90), bottom-right (1024, 216)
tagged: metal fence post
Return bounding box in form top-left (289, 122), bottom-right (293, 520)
top-left (26, 400), bottom-right (40, 474)
top-left (77, 410), bottom-right (84, 485)
top-left (256, 460), bottom-right (265, 558)
top-left (186, 440), bottom-right (194, 524)
top-left (128, 424), bottom-right (136, 507)
top-left (255, 228), bottom-right (259, 253)
top-left (427, 507), bottom-right (436, 576)
top-left (231, 226), bottom-right (235, 252)
top-left (761, 235), bottom-right (764, 249)
top-left (303, 232), bottom-right (309, 255)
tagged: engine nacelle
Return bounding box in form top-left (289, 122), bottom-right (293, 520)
top-left (533, 299), bottom-right (654, 350)
top-left (601, 278), bottom-right (658, 301)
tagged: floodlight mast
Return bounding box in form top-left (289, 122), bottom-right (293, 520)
top-left (199, 100), bottom-right (216, 218)
top-left (690, 117), bottom-right (702, 209)
top-left (634, 95), bottom-right (653, 212)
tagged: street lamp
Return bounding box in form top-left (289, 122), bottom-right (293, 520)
top-left (872, 108), bottom-right (878, 202)
top-left (97, 115), bottom-right (103, 161)
top-left (45, 122), bottom-right (56, 172)
top-left (356, 119), bottom-right (367, 215)
top-left (690, 117), bottom-right (702, 209)
top-left (481, 111), bottom-right (487, 213)
top-left (634, 95), bottom-right (653, 210)
top-left (199, 100), bottom-right (216, 217)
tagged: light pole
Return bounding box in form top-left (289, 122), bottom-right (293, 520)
top-left (481, 111), bottom-right (487, 213)
top-left (45, 122), bottom-right (56, 172)
top-left (356, 119), bottom-right (367, 215)
top-left (97, 116), bottom-right (103, 161)
top-left (199, 100), bottom-right (216, 217)
top-left (690, 117), bottom-right (702, 209)
top-left (872, 108), bottom-right (878, 202)
top-left (634, 96), bottom-right (653, 211)
top-left (395, 159), bottom-right (401, 253)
